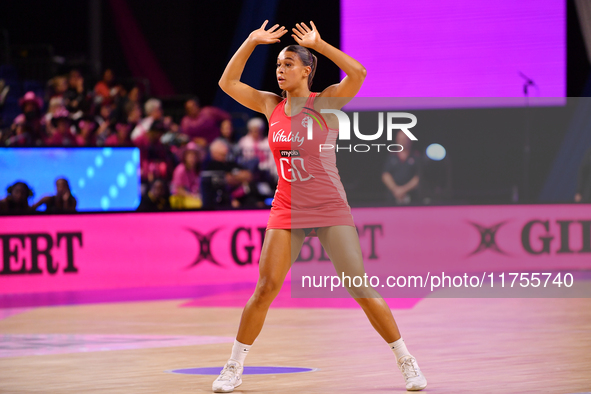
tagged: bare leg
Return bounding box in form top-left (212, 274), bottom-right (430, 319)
top-left (318, 226), bottom-right (401, 343)
top-left (235, 228), bottom-right (306, 345)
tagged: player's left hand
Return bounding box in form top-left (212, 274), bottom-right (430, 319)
top-left (292, 21), bottom-right (322, 50)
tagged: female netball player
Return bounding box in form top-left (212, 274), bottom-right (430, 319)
top-left (214, 20), bottom-right (427, 392)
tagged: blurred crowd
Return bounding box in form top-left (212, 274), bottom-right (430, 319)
top-left (0, 179), bottom-right (77, 214)
top-left (0, 69), bottom-right (278, 212)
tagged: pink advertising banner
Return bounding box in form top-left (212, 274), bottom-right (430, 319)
top-left (1, 205), bottom-right (590, 296)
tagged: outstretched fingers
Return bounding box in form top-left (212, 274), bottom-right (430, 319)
top-left (272, 26), bottom-right (288, 38)
top-left (295, 23), bottom-right (308, 35)
top-left (300, 22), bottom-right (313, 32)
top-left (292, 27), bottom-right (304, 41)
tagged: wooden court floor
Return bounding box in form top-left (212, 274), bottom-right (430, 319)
top-left (1, 297), bottom-right (590, 393)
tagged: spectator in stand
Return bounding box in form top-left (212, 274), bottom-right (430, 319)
top-left (201, 139), bottom-right (252, 209)
top-left (128, 85), bottom-right (142, 106)
top-left (75, 117), bottom-right (98, 146)
top-left (381, 130), bottom-right (421, 205)
top-left (94, 104), bottom-right (115, 145)
top-left (0, 181), bottom-right (33, 214)
top-left (48, 75), bottom-right (68, 100)
top-left (238, 117), bottom-right (273, 173)
top-left (180, 97), bottom-right (231, 147)
top-left (126, 102), bottom-right (142, 128)
top-left (131, 98), bottom-right (163, 141)
top-left (45, 108), bottom-right (77, 146)
top-left (214, 119), bottom-right (239, 161)
top-left (64, 69), bottom-right (92, 119)
top-left (18, 91), bottom-right (44, 143)
top-left (136, 178), bottom-right (171, 211)
top-left (134, 121), bottom-right (174, 183)
top-left (41, 97), bottom-right (65, 139)
top-left (575, 146), bottom-right (591, 203)
top-left (31, 178), bottom-right (77, 213)
top-left (105, 121), bottom-right (133, 147)
top-left (94, 69), bottom-right (117, 105)
top-left (113, 84), bottom-right (141, 124)
top-left (5, 115), bottom-right (33, 146)
top-left (170, 143), bottom-right (202, 209)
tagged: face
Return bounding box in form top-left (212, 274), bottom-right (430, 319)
top-left (151, 181), bottom-right (166, 199)
top-left (80, 121), bottom-right (95, 136)
top-left (116, 123), bottom-right (130, 137)
top-left (56, 179), bottom-right (68, 195)
top-left (68, 71), bottom-right (81, 87)
top-left (56, 119), bottom-right (70, 133)
top-left (185, 100), bottom-right (199, 117)
top-left (128, 105), bottom-right (141, 123)
top-left (100, 105), bottom-right (112, 119)
top-left (11, 184), bottom-right (27, 203)
top-left (23, 102), bottom-right (37, 113)
top-left (211, 144), bottom-right (228, 162)
top-left (185, 150), bottom-right (198, 168)
top-left (128, 87), bottom-right (140, 102)
top-left (56, 77), bottom-right (68, 94)
top-left (396, 130), bottom-right (412, 151)
top-left (276, 50), bottom-right (310, 91)
top-left (151, 106), bottom-right (163, 120)
top-left (104, 69), bottom-right (114, 83)
top-left (220, 119), bottom-right (233, 138)
top-left (248, 124), bottom-right (262, 139)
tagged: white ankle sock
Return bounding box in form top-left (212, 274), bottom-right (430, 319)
top-left (389, 338), bottom-right (411, 361)
top-left (229, 339), bottom-right (252, 366)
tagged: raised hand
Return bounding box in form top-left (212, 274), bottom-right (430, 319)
top-left (249, 20), bottom-right (287, 45)
top-left (292, 21), bottom-right (322, 50)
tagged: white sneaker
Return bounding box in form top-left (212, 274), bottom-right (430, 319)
top-left (397, 355), bottom-right (427, 391)
top-left (212, 360), bottom-right (243, 393)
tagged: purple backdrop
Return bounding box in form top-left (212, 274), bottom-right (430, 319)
top-left (341, 0), bottom-right (565, 108)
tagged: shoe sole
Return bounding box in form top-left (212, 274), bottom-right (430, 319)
top-left (407, 382), bottom-right (427, 391)
top-left (212, 378), bottom-right (242, 393)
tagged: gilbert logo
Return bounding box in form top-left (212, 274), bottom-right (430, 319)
top-left (186, 228), bottom-right (222, 267)
top-left (468, 221), bottom-right (510, 256)
top-left (311, 110), bottom-right (417, 153)
top-left (0, 232), bottom-right (82, 275)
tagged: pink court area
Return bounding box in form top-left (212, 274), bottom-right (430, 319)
top-left (181, 282), bottom-right (422, 309)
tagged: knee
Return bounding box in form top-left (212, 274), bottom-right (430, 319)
top-left (253, 278), bottom-right (282, 305)
top-left (347, 285), bottom-right (378, 300)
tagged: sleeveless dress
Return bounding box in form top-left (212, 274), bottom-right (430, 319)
top-left (266, 93), bottom-right (355, 234)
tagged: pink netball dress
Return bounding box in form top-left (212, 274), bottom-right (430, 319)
top-left (266, 93), bottom-right (354, 234)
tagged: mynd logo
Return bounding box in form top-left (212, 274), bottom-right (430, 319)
top-left (310, 110), bottom-right (417, 153)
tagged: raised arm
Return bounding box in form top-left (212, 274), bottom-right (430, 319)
top-left (219, 21), bottom-right (287, 118)
top-left (292, 21), bottom-right (366, 102)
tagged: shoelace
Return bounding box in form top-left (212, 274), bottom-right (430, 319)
top-left (399, 357), bottom-right (419, 379)
top-left (219, 364), bottom-right (239, 380)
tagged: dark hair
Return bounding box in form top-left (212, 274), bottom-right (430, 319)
top-left (7, 181), bottom-right (34, 198)
top-left (187, 96), bottom-right (200, 107)
top-left (182, 148), bottom-right (201, 173)
top-left (281, 45), bottom-right (318, 96)
top-left (56, 178), bottom-right (71, 193)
